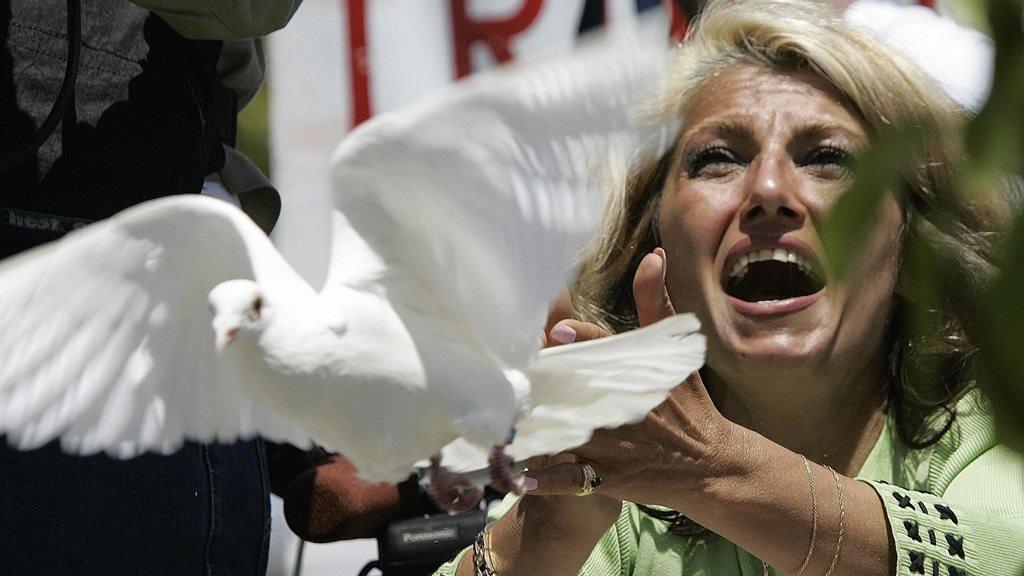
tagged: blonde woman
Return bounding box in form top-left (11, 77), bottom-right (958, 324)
top-left (436, 1), bottom-right (1023, 575)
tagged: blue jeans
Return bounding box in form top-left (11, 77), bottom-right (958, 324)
top-left (0, 439), bottom-right (271, 576)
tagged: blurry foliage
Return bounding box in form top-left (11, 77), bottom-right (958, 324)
top-left (823, 0), bottom-right (1024, 453)
top-left (985, 212), bottom-right (1024, 451)
top-left (821, 127), bottom-right (925, 282)
top-left (236, 83), bottom-right (272, 178)
top-left (944, 0), bottom-right (995, 33)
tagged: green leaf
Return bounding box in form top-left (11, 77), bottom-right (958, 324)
top-left (821, 127), bottom-right (924, 282)
top-left (965, 0), bottom-right (1024, 183)
top-left (956, 0), bottom-right (1024, 454)
top-left (976, 210), bottom-right (1024, 452)
top-left (943, 0), bottom-right (992, 35)
top-left (896, 225), bottom-right (949, 416)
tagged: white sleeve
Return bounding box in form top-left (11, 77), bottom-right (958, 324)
top-left (844, 0), bottom-right (994, 113)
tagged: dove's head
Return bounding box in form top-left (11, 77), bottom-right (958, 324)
top-left (209, 280), bottom-right (267, 352)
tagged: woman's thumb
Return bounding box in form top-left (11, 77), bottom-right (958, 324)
top-left (633, 248), bottom-right (676, 327)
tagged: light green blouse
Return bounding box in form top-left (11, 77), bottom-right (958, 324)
top-left (434, 391), bottom-right (1024, 576)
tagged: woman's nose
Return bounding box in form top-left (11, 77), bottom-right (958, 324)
top-left (739, 152), bottom-right (806, 233)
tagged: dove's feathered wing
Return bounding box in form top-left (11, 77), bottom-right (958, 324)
top-left (508, 314), bottom-right (705, 461)
top-left (0, 37), bottom-right (701, 479)
top-left (324, 41), bottom-right (675, 370)
top-left (437, 315), bottom-right (706, 472)
top-left (322, 40), bottom-right (704, 471)
top-left (0, 196), bottom-right (315, 457)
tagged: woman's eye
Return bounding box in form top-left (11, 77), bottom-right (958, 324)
top-left (685, 147), bottom-right (740, 177)
top-left (802, 146), bottom-right (852, 176)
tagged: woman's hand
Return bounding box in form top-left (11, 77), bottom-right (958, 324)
top-left (458, 248), bottom-right (892, 576)
top-left (521, 249), bottom-right (893, 576)
top-left (525, 248), bottom-right (738, 513)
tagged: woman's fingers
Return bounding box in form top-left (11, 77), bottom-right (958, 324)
top-left (523, 452), bottom-right (577, 474)
top-left (522, 460), bottom-right (593, 496)
top-left (541, 289), bottom-right (574, 347)
top-left (542, 289), bottom-right (611, 346)
top-left (548, 319), bottom-right (612, 345)
top-left (633, 248), bottom-right (676, 327)
top-left (544, 247), bottom-right (676, 346)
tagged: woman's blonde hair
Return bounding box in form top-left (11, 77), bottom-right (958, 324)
top-left (575, 0), bottom-right (1005, 447)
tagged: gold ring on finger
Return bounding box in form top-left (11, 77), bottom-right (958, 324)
top-left (575, 463), bottom-right (603, 497)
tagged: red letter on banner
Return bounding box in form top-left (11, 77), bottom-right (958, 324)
top-left (661, 0), bottom-right (688, 42)
top-left (449, 0), bottom-right (545, 78)
top-left (346, 0), bottom-right (372, 127)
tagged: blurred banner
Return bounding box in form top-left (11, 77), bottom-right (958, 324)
top-left (267, 0), bottom-right (680, 288)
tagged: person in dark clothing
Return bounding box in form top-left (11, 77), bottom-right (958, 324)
top-left (0, 1), bottom-right (296, 574)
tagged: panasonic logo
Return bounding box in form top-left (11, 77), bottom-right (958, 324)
top-left (401, 527), bottom-right (458, 544)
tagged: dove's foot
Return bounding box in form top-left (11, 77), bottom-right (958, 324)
top-left (426, 456), bottom-right (484, 513)
top-left (488, 445), bottom-right (526, 495)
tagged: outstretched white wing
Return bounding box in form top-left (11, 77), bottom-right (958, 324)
top-left (509, 314), bottom-right (705, 461)
top-left (323, 41), bottom-right (673, 368)
top-left (437, 314), bottom-right (706, 471)
top-left (0, 195), bottom-right (314, 458)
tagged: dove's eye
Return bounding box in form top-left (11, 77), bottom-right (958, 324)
top-left (250, 296), bottom-right (263, 320)
top-left (685, 146), bottom-right (741, 178)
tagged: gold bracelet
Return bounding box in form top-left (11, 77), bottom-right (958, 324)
top-left (760, 455), bottom-right (818, 576)
top-left (795, 455), bottom-right (818, 576)
top-left (472, 524), bottom-right (498, 576)
top-left (824, 466), bottom-right (845, 576)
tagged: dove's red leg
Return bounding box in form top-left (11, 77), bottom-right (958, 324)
top-left (488, 445), bottom-right (525, 495)
top-left (426, 456), bottom-right (484, 513)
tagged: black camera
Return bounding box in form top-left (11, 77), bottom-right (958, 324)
top-left (360, 510), bottom-right (486, 576)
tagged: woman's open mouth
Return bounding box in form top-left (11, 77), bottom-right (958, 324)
top-left (722, 245), bottom-right (826, 314)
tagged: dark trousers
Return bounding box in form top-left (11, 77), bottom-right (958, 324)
top-left (0, 3), bottom-right (268, 574)
top-left (0, 439), bottom-right (271, 576)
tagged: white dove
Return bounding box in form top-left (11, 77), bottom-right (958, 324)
top-left (0, 40), bottom-right (704, 506)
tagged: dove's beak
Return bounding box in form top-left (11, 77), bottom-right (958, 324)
top-left (213, 316), bottom-right (240, 353)
top-left (216, 327), bottom-right (237, 350)
top-left (215, 327), bottom-right (238, 353)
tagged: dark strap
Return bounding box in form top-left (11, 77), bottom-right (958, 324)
top-left (1, 0), bottom-right (237, 253)
top-left (0, 0), bottom-right (80, 174)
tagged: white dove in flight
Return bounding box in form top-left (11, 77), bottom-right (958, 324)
top-left (0, 40), bottom-right (704, 506)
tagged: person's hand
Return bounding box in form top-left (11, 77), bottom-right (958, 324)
top-left (464, 248), bottom-right (729, 576)
top-left (525, 248), bottom-right (735, 513)
top-left (519, 282), bottom-right (622, 525)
